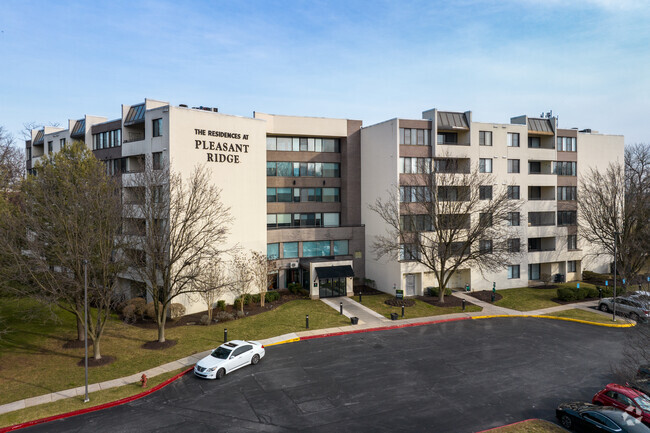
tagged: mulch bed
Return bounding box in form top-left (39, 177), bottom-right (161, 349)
top-left (384, 298), bottom-right (415, 307)
top-left (125, 290), bottom-right (308, 329)
top-left (77, 355), bottom-right (116, 368)
top-left (416, 294), bottom-right (476, 308)
top-left (467, 290), bottom-right (503, 303)
top-left (142, 339), bottom-right (177, 350)
top-left (353, 285), bottom-right (384, 296)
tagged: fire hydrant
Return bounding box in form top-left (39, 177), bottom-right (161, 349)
top-left (140, 373), bottom-right (148, 388)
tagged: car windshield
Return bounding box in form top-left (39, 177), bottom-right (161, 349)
top-left (603, 411), bottom-right (646, 432)
top-left (634, 396), bottom-right (650, 411)
top-left (211, 347), bottom-right (232, 359)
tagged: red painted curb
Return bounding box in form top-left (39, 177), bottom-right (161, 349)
top-left (0, 367), bottom-right (193, 432)
top-left (474, 418), bottom-right (539, 432)
top-left (300, 316), bottom-right (470, 341)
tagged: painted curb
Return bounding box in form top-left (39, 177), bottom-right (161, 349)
top-left (471, 314), bottom-right (635, 328)
top-left (263, 337), bottom-right (300, 347)
top-left (0, 367), bottom-right (193, 433)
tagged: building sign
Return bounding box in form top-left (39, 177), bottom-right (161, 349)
top-left (193, 128), bottom-right (250, 164)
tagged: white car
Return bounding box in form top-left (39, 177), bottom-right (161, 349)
top-left (194, 340), bottom-right (265, 380)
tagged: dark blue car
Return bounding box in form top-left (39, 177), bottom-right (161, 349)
top-left (556, 402), bottom-right (650, 432)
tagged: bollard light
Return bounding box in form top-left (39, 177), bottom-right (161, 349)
top-left (401, 304), bottom-right (405, 318)
top-left (224, 328), bottom-right (228, 343)
top-left (359, 292), bottom-right (362, 303)
top-left (340, 301), bottom-right (343, 315)
top-left (306, 314), bottom-right (309, 329)
top-left (462, 299), bottom-right (466, 311)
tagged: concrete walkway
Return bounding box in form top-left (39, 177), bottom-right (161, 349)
top-left (320, 296), bottom-right (389, 325)
top-left (0, 294), bottom-right (629, 417)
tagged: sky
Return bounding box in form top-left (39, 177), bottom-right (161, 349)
top-left (1, 0), bottom-right (649, 144)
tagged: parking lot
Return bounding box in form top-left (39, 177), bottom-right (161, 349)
top-left (25, 318), bottom-right (629, 433)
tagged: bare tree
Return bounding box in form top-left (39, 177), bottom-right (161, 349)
top-left (579, 144), bottom-right (650, 280)
top-left (249, 250), bottom-right (270, 307)
top-left (230, 251), bottom-right (255, 313)
top-left (0, 126), bottom-right (24, 192)
top-left (125, 162), bottom-right (232, 343)
top-left (4, 141), bottom-right (125, 359)
top-left (370, 163), bottom-right (523, 303)
top-left (193, 258), bottom-right (231, 322)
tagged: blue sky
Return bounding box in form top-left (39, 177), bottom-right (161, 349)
top-left (1, 0), bottom-right (648, 144)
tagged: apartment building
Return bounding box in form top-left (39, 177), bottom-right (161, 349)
top-left (360, 109), bottom-right (624, 296)
top-left (25, 100), bottom-right (365, 313)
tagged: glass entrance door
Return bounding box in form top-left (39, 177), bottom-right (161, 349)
top-left (319, 278), bottom-right (346, 298)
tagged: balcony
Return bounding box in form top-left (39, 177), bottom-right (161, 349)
top-left (528, 186), bottom-right (555, 201)
top-left (123, 131), bottom-right (145, 143)
top-left (528, 237), bottom-right (556, 252)
top-left (528, 160), bottom-right (554, 175)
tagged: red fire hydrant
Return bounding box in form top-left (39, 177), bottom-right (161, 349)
top-left (140, 373), bottom-right (148, 388)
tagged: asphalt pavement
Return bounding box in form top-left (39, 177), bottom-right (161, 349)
top-left (23, 317), bottom-right (630, 433)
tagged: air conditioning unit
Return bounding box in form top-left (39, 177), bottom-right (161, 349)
top-left (290, 262), bottom-right (299, 269)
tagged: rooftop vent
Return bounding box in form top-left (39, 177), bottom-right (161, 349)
top-left (179, 104), bottom-right (188, 108)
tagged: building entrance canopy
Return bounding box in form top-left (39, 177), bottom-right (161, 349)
top-left (315, 265), bottom-right (355, 279)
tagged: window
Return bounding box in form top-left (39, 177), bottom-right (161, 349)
top-left (567, 260), bottom-right (577, 273)
top-left (507, 186), bottom-right (520, 200)
top-left (529, 212), bottom-right (555, 226)
top-left (438, 186), bottom-right (469, 202)
top-left (400, 186), bottom-right (432, 203)
top-left (557, 137), bottom-right (576, 152)
top-left (568, 234), bottom-right (577, 250)
top-left (302, 241), bottom-right (331, 257)
top-left (529, 263), bottom-right (540, 280)
top-left (60, 138), bottom-right (65, 148)
top-left (507, 133), bottom-right (520, 147)
top-left (333, 240), bottom-right (349, 255)
top-left (47, 141), bottom-right (53, 153)
top-left (557, 211), bottom-right (577, 226)
top-left (282, 242), bottom-right (298, 258)
top-left (266, 162), bottom-right (277, 176)
top-left (479, 213), bottom-right (493, 227)
top-left (479, 185), bottom-right (493, 200)
top-left (323, 213), bottom-right (340, 227)
top-left (479, 158), bottom-right (492, 173)
top-left (399, 157), bottom-right (432, 174)
top-left (557, 186), bottom-right (577, 201)
top-left (508, 265), bottom-right (520, 279)
top-left (507, 159), bottom-right (520, 173)
top-left (322, 188), bottom-right (340, 202)
top-left (400, 128), bottom-right (429, 145)
top-left (267, 243), bottom-right (279, 260)
top-left (152, 152), bottom-right (163, 170)
top-left (553, 161), bottom-right (577, 176)
top-left (277, 188), bottom-right (292, 202)
top-left (400, 214), bottom-right (433, 231)
top-left (438, 214), bottom-right (470, 230)
top-left (437, 132), bottom-right (457, 144)
top-left (266, 188), bottom-right (276, 202)
top-left (508, 212), bottom-right (520, 226)
top-left (267, 136), bottom-right (340, 152)
top-left (479, 131), bottom-right (492, 146)
top-left (528, 136), bottom-right (540, 148)
top-left (508, 238), bottom-right (520, 253)
top-left (400, 243), bottom-right (420, 260)
top-left (529, 161), bottom-right (541, 174)
top-left (152, 118), bottom-right (162, 137)
top-left (479, 239), bottom-right (493, 253)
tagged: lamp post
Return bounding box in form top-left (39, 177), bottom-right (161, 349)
top-left (613, 232), bottom-right (618, 322)
top-left (83, 259), bottom-right (89, 403)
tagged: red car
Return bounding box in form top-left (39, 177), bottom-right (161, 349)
top-left (593, 383), bottom-right (650, 426)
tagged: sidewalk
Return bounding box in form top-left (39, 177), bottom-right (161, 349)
top-left (0, 294), bottom-right (630, 416)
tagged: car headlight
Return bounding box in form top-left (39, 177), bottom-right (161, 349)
top-left (207, 367), bottom-right (217, 372)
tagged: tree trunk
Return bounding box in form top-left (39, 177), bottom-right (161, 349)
top-left (240, 295), bottom-right (245, 313)
top-left (77, 316), bottom-right (86, 341)
top-left (93, 338), bottom-right (101, 360)
top-left (260, 291), bottom-right (265, 307)
top-left (158, 322), bottom-right (166, 343)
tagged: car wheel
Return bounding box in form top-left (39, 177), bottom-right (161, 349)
top-left (251, 354), bottom-right (260, 365)
top-left (560, 414), bottom-right (573, 429)
top-left (630, 312), bottom-right (641, 322)
top-left (216, 368), bottom-right (225, 380)
top-left (599, 304), bottom-right (609, 312)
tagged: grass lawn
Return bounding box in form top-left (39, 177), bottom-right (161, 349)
top-left (0, 296), bottom-right (349, 406)
top-left (495, 281), bottom-right (596, 312)
top-left (0, 367), bottom-right (187, 428)
top-left (359, 294), bottom-right (481, 320)
top-left (542, 308), bottom-right (628, 325)
top-left (487, 419), bottom-right (566, 432)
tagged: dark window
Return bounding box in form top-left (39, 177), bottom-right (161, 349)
top-left (507, 133), bottom-right (520, 147)
top-left (507, 159), bottom-right (520, 173)
top-left (152, 152), bottom-right (163, 170)
top-left (528, 136), bottom-right (540, 148)
top-left (438, 214), bottom-right (470, 230)
top-left (557, 186), bottom-right (577, 201)
top-left (507, 186), bottom-right (520, 200)
top-left (437, 132), bottom-right (457, 144)
top-left (508, 212), bottom-right (520, 226)
top-left (479, 131), bottom-right (492, 146)
top-left (554, 161), bottom-right (577, 176)
top-left (47, 141), bottom-right (53, 153)
top-left (479, 185), bottom-right (493, 200)
top-left (400, 128), bottom-right (429, 145)
top-left (529, 161), bottom-right (541, 174)
top-left (557, 211), bottom-right (577, 226)
top-left (568, 260), bottom-right (577, 272)
top-left (152, 118), bottom-right (163, 137)
top-left (508, 265), bottom-right (520, 279)
top-left (266, 162), bottom-right (277, 176)
top-left (479, 158), bottom-right (492, 173)
top-left (400, 243), bottom-right (420, 260)
top-left (508, 238), bottom-right (520, 253)
top-left (479, 239), bottom-right (493, 253)
top-left (568, 235), bottom-right (577, 250)
top-left (529, 212), bottom-right (555, 226)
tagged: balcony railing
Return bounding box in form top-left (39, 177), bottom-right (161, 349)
top-left (123, 131), bottom-right (145, 143)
